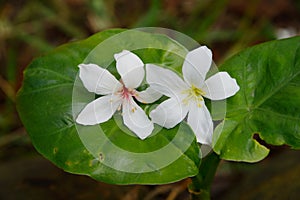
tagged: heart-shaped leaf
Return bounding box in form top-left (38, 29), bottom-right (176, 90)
top-left (213, 36), bottom-right (300, 162)
top-left (17, 29), bottom-right (200, 184)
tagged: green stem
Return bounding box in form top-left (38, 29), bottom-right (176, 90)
top-left (189, 152), bottom-right (221, 200)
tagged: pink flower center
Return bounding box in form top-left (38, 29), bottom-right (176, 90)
top-left (119, 82), bottom-right (136, 100)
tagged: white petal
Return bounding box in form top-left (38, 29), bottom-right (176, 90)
top-left (78, 63), bottom-right (122, 95)
top-left (114, 50), bottom-right (144, 89)
top-left (150, 98), bottom-right (188, 129)
top-left (122, 97), bottom-right (154, 140)
top-left (146, 64), bottom-right (188, 98)
top-left (76, 95), bottom-right (121, 125)
top-left (135, 87), bottom-right (162, 103)
top-left (187, 102), bottom-right (213, 145)
top-left (202, 72), bottom-right (240, 100)
top-left (182, 46), bottom-right (212, 87)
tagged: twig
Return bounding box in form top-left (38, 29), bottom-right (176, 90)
top-left (144, 184), bottom-right (173, 200)
top-left (121, 185), bottom-right (141, 200)
top-left (0, 74), bottom-right (16, 102)
top-left (166, 179), bottom-right (191, 200)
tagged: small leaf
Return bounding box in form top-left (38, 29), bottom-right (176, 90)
top-left (17, 29), bottom-right (200, 184)
top-left (213, 36), bottom-right (300, 162)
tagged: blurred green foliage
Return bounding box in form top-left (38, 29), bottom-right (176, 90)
top-left (0, 0), bottom-right (299, 199)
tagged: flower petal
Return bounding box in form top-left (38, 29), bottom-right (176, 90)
top-left (78, 63), bottom-right (122, 95)
top-left (150, 98), bottom-right (188, 129)
top-left (76, 95), bottom-right (121, 125)
top-left (202, 72), bottom-right (240, 100)
top-left (182, 46), bottom-right (212, 87)
top-left (122, 97), bottom-right (154, 140)
top-left (146, 64), bottom-right (188, 98)
top-left (187, 102), bottom-right (213, 145)
top-left (114, 50), bottom-right (144, 89)
top-left (135, 87), bottom-right (162, 103)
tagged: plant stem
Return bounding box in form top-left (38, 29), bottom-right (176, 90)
top-left (189, 152), bottom-right (221, 200)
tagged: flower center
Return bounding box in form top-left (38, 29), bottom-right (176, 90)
top-left (120, 85), bottom-right (135, 100)
top-left (182, 84), bottom-right (205, 107)
top-left (116, 83), bottom-right (137, 113)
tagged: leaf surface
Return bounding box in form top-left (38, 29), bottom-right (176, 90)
top-left (213, 36), bottom-right (300, 162)
top-left (17, 29), bottom-right (200, 184)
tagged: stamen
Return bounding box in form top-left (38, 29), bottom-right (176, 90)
top-left (117, 81), bottom-right (137, 100)
top-left (117, 105), bottom-right (122, 111)
top-left (131, 107), bottom-right (137, 113)
top-left (182, 84), bottom-right (205, 107)
top-left (115, 80), bottom-right (139, 112)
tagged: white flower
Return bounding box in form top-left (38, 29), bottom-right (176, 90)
top-left (76, 50), bottom-right (161, 140)
top-left (146, 46), bottom-right (240, 145)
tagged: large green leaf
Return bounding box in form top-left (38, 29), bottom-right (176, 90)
top-left (17, 29), bottom-right (200, 184)
top-left (213, 36), bottom-right (300, 162)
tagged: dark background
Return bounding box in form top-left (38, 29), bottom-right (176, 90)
top-left (1, 0), bottom-right (300, 199)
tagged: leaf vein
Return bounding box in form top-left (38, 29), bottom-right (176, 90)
top-left (254, 70), bottom-right (300, 109)
top-left (256, 108), bottom-right (300, 121)
top-left (31, 124), bottom-right (76, 137)
top-left (20, 83), bottom-right (73, 95)
top-left (28, 67), bottom-right (75, 82)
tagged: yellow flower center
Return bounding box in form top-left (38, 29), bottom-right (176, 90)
top-left (182, 84), bottom-right (205, 107)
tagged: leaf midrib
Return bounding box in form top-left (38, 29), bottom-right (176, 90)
top-left (20, 83), bottom-right (73, 95)
top-left (255, 107), bottom-right (300, 121)
top-left (28, 67), bottom-right (75, 82)
top-left (253, 44), bottom-right (300, 109)
top-left (253, 70), bottom-right (300, 110)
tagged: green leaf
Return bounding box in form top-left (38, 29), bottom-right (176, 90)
top-left (213, 36), bottom-right (300, 162)
top-left (16, 29), bottom-right (200, 184)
